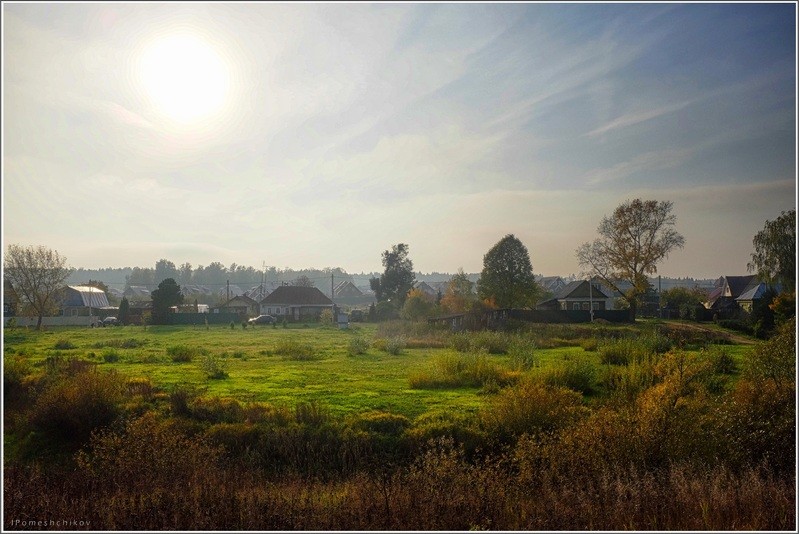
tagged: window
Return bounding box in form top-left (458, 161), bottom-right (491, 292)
top-left (582, 302), bottom-right (590, 311)
top-left (275, 307), bottom-right (281, 315)
top-left (572, 303), bottom-right (580, 310)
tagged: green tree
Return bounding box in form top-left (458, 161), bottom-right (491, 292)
top-left (150, 278), bottom-right (184, 325)
top-left (118, 296), bottom-right (130, 325)
top-left (661, 286), bottom-right (707, 319)
top-left (576, 199), bottom-right (685, 320)
top-left (154, 259), bottom-right (179, 285)
top-left (747, 209), bottom-right (795, 293)
top-left (401, 288), bottom-right (436, 321)
top-left (478, 234), bottom-right (539, 309)
top-left (3, 244), bottom-right (73, 330)
top-left (379, 244), bottom-right (416, 307)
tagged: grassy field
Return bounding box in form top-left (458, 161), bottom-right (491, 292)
top-left (3, 319), bottom-right (752, 420)
top-left (4, 318), bottom-right (794, 531)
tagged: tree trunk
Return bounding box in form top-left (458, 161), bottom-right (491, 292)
top-left (36, 314), bottom-right (43, 330)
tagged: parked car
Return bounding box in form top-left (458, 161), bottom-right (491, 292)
top-left (248, 314), bottom-right (276, 325)
top-left (102, 316), bottom-right (118, 326)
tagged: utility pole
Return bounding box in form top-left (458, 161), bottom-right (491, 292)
top-left (226, 280), bottom-right (230, 304)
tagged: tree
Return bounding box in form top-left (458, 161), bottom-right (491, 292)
top-left (747, 209), bottom-right (795, 293)
top-left (3, 244), bottom-right (73, 330)
top-left (292, 275), bottom-right (315, 287)
top-left (150, 278), bottom-right (183, 325)
top-left (369, 277), bottom-right (383, 302)
top-left (118, 296), bottom-right (131, 325)
top-left (154, 259), bottom-right (179, 285)
top-left (178, 262), bottom-right (193, 285)
top-left (576, 199), bottom-right (685, 319)
top-left (379, 244), bottom-right (416, 307)
top-left (401, 288), bottom-right (436, 321)
top-left (661, 286), bottom-right (707, 319)
top-left (440, 268), bottom-right (476, 314)
top-left (478, 234), bottom-right (539, 309)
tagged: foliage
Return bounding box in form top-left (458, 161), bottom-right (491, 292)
top-left (478, 234), bottom-right (539, 309)
top-left (378, 243), bottom-right (416, 306)
top-left (200, 353), bottom-right (229, 379)
top-left (273, 338), bottom-right (319, 360)
top-left (167, 344), bottom-right (207, 362)
top-left (3, 244), bottom-right (73, 329)
top-left (576, 199), bottom-right (685, 318)
top-left (150, 278), bottom-right (184, 325)
top-left (747, 209), bottom-right (795, 293)
top-left (401, 289), bottom-right (436, 321)
top-left (661, 286), bottom-right (708, 319)
top-left (409, 351), bottom-right (514, 389)
top-left (117, 296), bottom-right (130, 325)
top-left (347, 336), bottom-right (370, 356)
top-left (541, 357), bottom-right (597, 394)
top-left (439, 268), bottom-right (476, 314)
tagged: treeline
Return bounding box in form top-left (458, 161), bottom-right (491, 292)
top-left (68, 262), bottom-right (358, 291)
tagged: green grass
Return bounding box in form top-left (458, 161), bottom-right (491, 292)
top-left (3, 321), bottom-right (751, 420)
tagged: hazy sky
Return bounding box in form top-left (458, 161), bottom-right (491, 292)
top-left (3, 2), bottom-right (796, 278)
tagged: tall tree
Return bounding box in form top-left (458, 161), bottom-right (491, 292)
top-left (4, 244), bottom-right (73, 330)
top-left (478, 234), bottom-right (539, 309)
top-left (154, 259), bottom-right (178, 285)
top-left (576, 199), bottom-right (685, 319)
top-left (178, 262), bottom-right (194, 285)
top-left (747, 209), bottom-right (795, 293)
top-left (150, 278), bottom-right (184, 325)
top-left (117, 296), bottom-right (131, 325)
top-left (379, 243), bottom-right (416, 306)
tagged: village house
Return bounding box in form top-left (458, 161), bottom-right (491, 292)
top-left (705, 275), bottom-right (771, 315)
top-left (213, 295), bottom-right (260, 317)
top-left (536, 280), bottom-right (611, 311)
top-left (259, 286), bottom-right (334, 321)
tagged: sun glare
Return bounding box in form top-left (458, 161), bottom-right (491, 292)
top-left (137, 33), bottom-right (230, 123)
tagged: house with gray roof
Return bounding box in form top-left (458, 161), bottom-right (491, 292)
top-left (536, 280), bottom-right (611, 311)
top-left (260, 286), bottom-right (333, 321)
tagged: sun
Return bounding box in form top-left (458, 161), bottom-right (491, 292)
top-left (137, 32), bottom-right (230, 123)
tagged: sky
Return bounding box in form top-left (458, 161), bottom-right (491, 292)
top-left (2, 2), bottom-right (796, 279)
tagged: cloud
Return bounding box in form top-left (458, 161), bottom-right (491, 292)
top-left (582, 148), bottom-right (696, 186)
top-left (586, 99), bottom-right (696, 137)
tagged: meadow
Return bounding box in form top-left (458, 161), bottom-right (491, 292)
top-left (3, 318), bottom-right (795, 530)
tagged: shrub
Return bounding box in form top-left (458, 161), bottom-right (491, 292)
top-left (168, 344), bottom-right (207, 363)
top-left (410, 352), bottom-right (515, 390)
top-left (102, 348), bottom-right (120, 363)
top-left (384, 336), bottom-right (407, 355)
top-left (28, 369), bottom-right (125, 451)
top-left (542, 358), bottom-right (597, 395)
top-left (351, 412), bottom-right (411, 435)
top-left (200, 353), bottom-right (229, 379)
top-left (702, 346), bottom-right (737, 375)
top-left (450, 333), bottom-right (472, 352)
top-left (579, 338), bottom-right (599, 352)
top-left (53, 338), bottom-right (76, 350)
top-left (482, 379), bottom-right (588, 440)
top-left (347, 336), bottom-right (370, 356)
top-left (295, 400), bottom-right (330, 426)
top-left (274, 338), bottom-right (319, 361)
top-left (508, 337), bottom-right (537, 371)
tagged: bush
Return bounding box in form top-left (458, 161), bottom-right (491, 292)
top-left (168, 344), bottom-right (207, 363)
top-left (351, 412), bottom-right (411, 435)
top-left (53, 338), bottom-right (76, 350)
top-left (384, 336), bottom-right (407, 355)
top-left (482, 379), bottom-right (588, 440)
top-left (702, 346), bottom-right (737, 375)
top-left (102, 348), bottom-right (120, 363)
top-left (508, 337), bottom-right (537, 371)
top-left (542, 358), bottom-right (597, 395)
top-left (274, 338), bottom-right (319, 361)
top-left (28, 369), bottom-right (124, 451)
top-left (410, 352), bottom-right (516, 390)
top-left (347, 336), bottom-right (370, 356)
top-left (200, 353), bottom-right (229, 379)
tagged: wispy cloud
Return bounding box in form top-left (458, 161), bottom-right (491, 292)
top-left (586, 99), bottom-right (696, 137)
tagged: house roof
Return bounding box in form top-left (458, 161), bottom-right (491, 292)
top-left (65, 286), bottom-right (110, 308)
top-left (553, 281), bottom-right (609, 300)
top-left (722, 275), bottom-right (759, 299)
top-left (221, 295), bottom-right (259, 307)
top-left (261, 286), bottom-right (333, 306)
top-left (334, 280), bottom-right (364, 296)
top-left (737, 282), bottom-right (768, 302)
